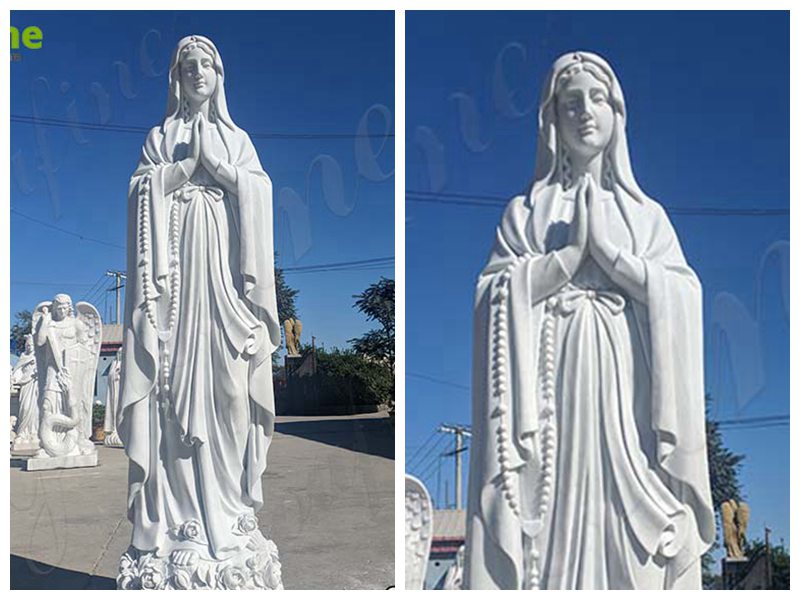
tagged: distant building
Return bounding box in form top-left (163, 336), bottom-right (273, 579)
top-left (425, 508), bottom-right (465, 589)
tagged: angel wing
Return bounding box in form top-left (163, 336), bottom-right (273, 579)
top-left (31, 301), bottom-right (53, 398)
top-left (405, 474), bottom-right (433, 590)
top-left (736, 502), bottom-right (750, 543)
top-left (293, 319), bottom-right (303, 344)
top-left (720, 500), bottom-right (738, 558)
top-left (74, 302), bottom-right (103, 436)
top-left (75, 302), bottom-right (103, 364)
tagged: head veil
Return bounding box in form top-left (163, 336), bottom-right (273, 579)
top-left (530, 51), bottom-right (651, 212)
top-left (160, 35), bottom-right (237, 156)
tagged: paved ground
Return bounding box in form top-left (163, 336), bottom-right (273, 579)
top-left (10, 412), bottom-right (395, 590)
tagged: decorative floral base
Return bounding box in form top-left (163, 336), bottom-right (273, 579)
top-left (117, 531), bottom-right (283, 590)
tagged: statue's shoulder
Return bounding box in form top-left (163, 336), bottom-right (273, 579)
top-left (501, 194), bottom-right (530, 221)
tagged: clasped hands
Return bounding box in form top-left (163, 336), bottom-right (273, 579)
top-left (179, 112), bottom-right (232, 187)
top-left (558, 173), bottom-right (620, 278)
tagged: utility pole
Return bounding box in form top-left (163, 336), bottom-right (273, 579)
top-left (105, 270), bottom-right (127, 324)
top-left (438, 423), bottom-right (472, 510)
top-left (764, 526), bottom-right (772, 590)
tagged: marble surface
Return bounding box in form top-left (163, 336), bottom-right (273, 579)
top-left (465, 51), bottom-right (714, 590)
top-left (26, 451), bottom-right (98, 472)
top-left (405, 474), bottom-right (433, 590)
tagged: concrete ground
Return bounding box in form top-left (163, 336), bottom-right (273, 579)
top-left (10, 412), bottom-right (395, 590)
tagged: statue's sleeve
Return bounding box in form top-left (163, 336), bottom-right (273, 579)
top-left (637, 203), bottom-right (715, 577)
top-left (467, 196), bottom-right (563, 589)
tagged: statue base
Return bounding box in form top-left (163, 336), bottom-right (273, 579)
top-left (11, 437), bottom-right (40, 454)
top-left (25, 449), bottom-right (98, 471)
top-left (117, 531), bottom-right (283, 589)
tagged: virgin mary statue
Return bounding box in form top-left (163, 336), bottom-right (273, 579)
top-left (465, 51), bottom-right (714, 590)
top-left (117, 35), bottom-right (283, 590)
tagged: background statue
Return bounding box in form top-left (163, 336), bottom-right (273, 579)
top-left (405, 474), bottom-right (433, 590)
top-left (443, 544), bottom-right (465, 590)
top-left (283, 318), bottom-right (302, 356)
top-left (721, 499), bottom-right (749, 559)
top-left (117, 35), bottom-right (283, 590)
top-left (466, 52), bottom-right (714, 589)
top-left (11, 333), bottom-right (40, 452)
top-left (103, 349), bottom-right (123, 447)
top-left (31, 295), bottom-right (101, 463)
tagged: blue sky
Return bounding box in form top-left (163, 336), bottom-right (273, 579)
top-left (405, 10), bottom-right (790, 557)
top-left (10, 10), bottom-right (394, 352)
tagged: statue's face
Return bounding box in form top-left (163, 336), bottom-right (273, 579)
top-left (180, 46), bottom-right (217, 106)
top-left (556, 69), bottom-right (614, 162)
top-left (53, 300), bottom-right (72, 321)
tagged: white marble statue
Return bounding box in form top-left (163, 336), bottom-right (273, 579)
top-left (11, 334), bottom-right (40, 452)
top-left (405, 475), bottom-right (433, 590)
top-left (443, 544), bottom-right (465, 590)
top-left (103, 350), bottom-right (123, 447)
top-left (465, 51), bottom-right (714, 590)
top-left (117, 35), bottom-right (283, 590)
top-left (28, 294), bottom-right (102, 470)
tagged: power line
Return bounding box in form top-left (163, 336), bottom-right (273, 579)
top-left (407, 371), bottom-right (470, 391)
top-left (714, 414), bottom-right (789, 426)
top-left (281, 257), bottom-right (394, 274)
top-left (11, 114), bottom-right (395, 140)
top-left (11, 280), bottom-right (98, 287)
top-left (406, 429), bottom-right (440, 467)
top-left (407, 190), bottom-right (789, 216)
top-left (11, 208), bottom-right (126, 250)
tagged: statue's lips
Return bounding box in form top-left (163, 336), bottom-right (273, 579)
top-left (578, 125), bottom-right (597, 136)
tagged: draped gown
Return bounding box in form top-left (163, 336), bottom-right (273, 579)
top-left (465, 185), bottom-right (714, 590)
top-left (120, 118), bottom-right (281, 562)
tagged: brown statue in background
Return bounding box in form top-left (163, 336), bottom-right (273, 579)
top-left (721, 499), bottom-right (750, 559)
top-left (284, 318), bottom-right (303, 356)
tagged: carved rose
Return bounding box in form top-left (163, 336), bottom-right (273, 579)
top-left (140, 563), bottom-right (167, 590)
top-left (237, 513), bottom-right (258, 534)
top-left (219, 565), bottom-right (248, 590)
top-left (172, 568), bottom-right (192, 590)
top-left (180, 519), bottom-right (202, 541)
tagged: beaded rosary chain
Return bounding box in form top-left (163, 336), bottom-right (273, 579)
top-left (138, 173), bottom-right (182, 399)
top-left (489, 254), bottom-right (559, 590)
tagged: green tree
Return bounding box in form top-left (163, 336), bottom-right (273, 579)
top-left (275, 263), bottom-right (299, 324)
top-left (350, 277), bottom-right (394, 368)
top-left (742, 536), bottom-right (790, 589)
top-left (315, 346), bottom-right (394, 410)
top-left (10, 310), bottom-right (32, 356)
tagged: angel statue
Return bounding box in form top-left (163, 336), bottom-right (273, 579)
top-left (721, 499), bottom-right (749, 559)
top-left (28, 294), bottom-right (102, 469)
top-left (116, 36), bottom-right (283, 590)
top-left (284, 318), bottom-right (302, 356)
top-left (103, 349), bottom-right (123, 447)
top-left (11, 333), bottom-right (40, 452)
top-left (466, 52), bottom-right (714, 590)
top-left (405, 474), bottom-right (434, 590)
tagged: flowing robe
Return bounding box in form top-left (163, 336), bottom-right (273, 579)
top-left (12, 351), bottom-right (39, 442)
top-left (118, 118), bottom-right (281, 561)
top-left (465, 185), bottom-right (714, 590)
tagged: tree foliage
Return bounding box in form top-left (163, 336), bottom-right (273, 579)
top-left (743, 537), bottom-right (790, 589)
top-left (315, 347), bottom-right (394, 410)
top-left (275, 263), bottom-right (299, 324)
top-left (350, 277), bottom-right (394, 367)
top-left (10, 310), bottom-right (32, 356)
